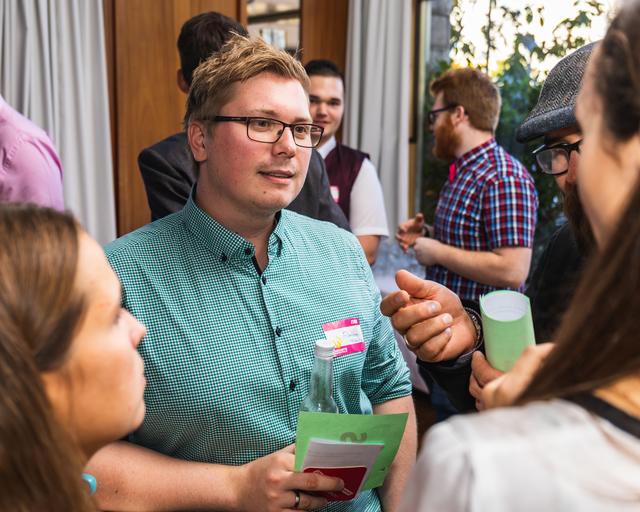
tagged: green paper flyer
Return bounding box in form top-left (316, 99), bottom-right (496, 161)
top-left (295, 412), bottom-right (408, 489)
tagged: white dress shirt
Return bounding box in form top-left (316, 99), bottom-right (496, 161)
top-left (318, 136), bottom-right (389, 237)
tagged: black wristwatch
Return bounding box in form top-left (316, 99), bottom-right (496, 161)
top-left (463, 306), bottom-right (483, 349)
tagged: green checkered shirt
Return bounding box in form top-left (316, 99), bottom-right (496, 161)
top-left (106, 196), bottom-right (412, 511)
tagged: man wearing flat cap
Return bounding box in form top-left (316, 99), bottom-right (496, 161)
top-left (379, 43), bottom-right (596, 412)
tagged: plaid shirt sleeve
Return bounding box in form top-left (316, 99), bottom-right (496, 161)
top-left (481, 175), bottom-right (538, 249)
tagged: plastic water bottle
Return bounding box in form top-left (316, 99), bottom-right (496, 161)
top-left (300, 339), bottom-right (339, 413)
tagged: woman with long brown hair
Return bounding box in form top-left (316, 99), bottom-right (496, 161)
top-left (401, 2), bottom-right (640, 510)
top-left (0, 204), bottom-right (147, 511)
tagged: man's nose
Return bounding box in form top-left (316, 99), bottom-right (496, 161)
top-left (273, 126), bottom-right (297, 155)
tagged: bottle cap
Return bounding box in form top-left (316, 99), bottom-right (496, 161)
top-left (314, 338), bottom-right (335, 358)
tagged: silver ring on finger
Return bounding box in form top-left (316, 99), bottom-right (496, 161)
top-left (402, 334), bottom-right (414, 350)
top-left (293, 489), bottom-right (301, 509)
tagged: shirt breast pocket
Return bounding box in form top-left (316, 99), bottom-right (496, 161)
top-left (331, 339), bottom-right (368, 412)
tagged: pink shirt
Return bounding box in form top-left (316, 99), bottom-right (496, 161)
top-left (0, 95), bottom-right (64, 210)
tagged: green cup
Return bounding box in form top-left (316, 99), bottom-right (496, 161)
top-left (480, 290), bottom-right (536, 372)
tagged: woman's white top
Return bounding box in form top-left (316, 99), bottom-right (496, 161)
top-left (401, 398), bottom-right (640, 511)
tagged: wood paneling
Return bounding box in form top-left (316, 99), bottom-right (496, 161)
top-left (300, 0), bottom-right (348, 71)
top-left (103, 0), bottom-right (118, 222)
top-left (108, 0), bottom-right (242, 236)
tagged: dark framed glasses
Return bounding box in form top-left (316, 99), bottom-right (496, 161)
top-left (532, 139), bottom-right (582, 176)
top-left (206, 116), bottom-right (324, 148)
top-left (427, 104), bottom-right (458, 125)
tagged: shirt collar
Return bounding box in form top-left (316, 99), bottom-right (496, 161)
top-left (181, 189), bottom-right (285, 263)
top-left (317, 135), bottom-right (337, 159)
top-left (454, 137), bottom-right (497, 172)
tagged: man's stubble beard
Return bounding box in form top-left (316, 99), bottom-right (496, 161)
top-left (564, 179), bottom-right (595, 251)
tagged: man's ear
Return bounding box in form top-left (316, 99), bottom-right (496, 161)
top-left (177, 69), bottom-right (190, 94)
top-left (451, 105), bottom-right (467, 126)
top-left (187, 122), bottom-right (208, 162)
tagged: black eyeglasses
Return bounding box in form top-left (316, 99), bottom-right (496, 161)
top-left (532, 139), bottom-right (582, 176)
top-left (205, 116), bottom-right (324, 148)
top-left (427, 104), bottom-right (458, 125)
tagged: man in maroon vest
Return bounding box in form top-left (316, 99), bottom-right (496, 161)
top-left (305, 60), bottom-right (389, 265)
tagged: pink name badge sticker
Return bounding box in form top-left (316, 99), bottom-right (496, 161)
top-left (322, 318), bottom-right (366, 357)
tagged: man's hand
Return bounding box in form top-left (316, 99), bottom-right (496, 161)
top-left (469, 352), bottom-right (504, 411)
top-left (414, 237), bottom-right (443, 267)
top-left (236, 445), bottom-right (344, 511)
top-left (481, 343), bottom-right (555, 410)
top-left (380, 270), bottom-right (477, 362)
top-left (396, 213), bottom-right (430, 252)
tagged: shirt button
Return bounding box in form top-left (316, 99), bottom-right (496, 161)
top-left (220, 253), bottom-right (228, 262)
top-left (275, 326), bottom-right (282, 337)
top-left (289, 380), bottom-right (296, 391)
top-left (244, 247), bottom-right (252, 256)
top-left (261, 275), bottom-right (267, 285)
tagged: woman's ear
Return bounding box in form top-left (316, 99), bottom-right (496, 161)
top-left (41, 371), bottom-right (70, 426)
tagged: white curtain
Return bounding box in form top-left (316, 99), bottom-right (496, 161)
top-left (0, 0), bottom-right (116, 244)
top-left (344, 0), bottom-right (412, 232)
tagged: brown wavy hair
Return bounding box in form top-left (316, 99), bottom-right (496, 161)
top-left (0, 204), bottom-right (95, 511)
top-left (519, 1), bottom-right (640, 402)
top-left (430, 68), bottom-right (501, 132)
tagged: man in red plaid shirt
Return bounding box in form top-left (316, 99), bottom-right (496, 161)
top-left (398, 68), bottom-right (538, 303)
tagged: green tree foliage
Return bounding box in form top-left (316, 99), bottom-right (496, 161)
top-left (421, 0), bottom-right (605, 266)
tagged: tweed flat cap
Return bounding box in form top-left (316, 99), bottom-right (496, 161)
top-left (516, 43), bottom-right (596, 142)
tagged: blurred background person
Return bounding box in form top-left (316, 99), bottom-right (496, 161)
top-left (0, 94), bottom-right (64, 209)
top-left (306, 59), bottom-right (389, 264)
top-left (396, 68), bottom-right (537, 302)
top-left (395, 68), bottom-right (538, 420)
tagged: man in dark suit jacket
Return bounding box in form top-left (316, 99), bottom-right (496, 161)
top-left (138, 12), bottom-right (349, 230)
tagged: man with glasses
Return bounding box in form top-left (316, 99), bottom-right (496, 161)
top-left (398, 68), bottom-right (537, 304)
top-left (380, 44), bottom-right (595, 413)
top-left (396, 67), bottom-right (537, 420)
top-left (305, 59), bottom-right (389, 265)
top-left (137, 12), bottom-right (349, 231)
top-left (88, 35), bottom-right (415, 512)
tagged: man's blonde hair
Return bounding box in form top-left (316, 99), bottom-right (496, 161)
top-left (184, 34), bottom-right (310, 128)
